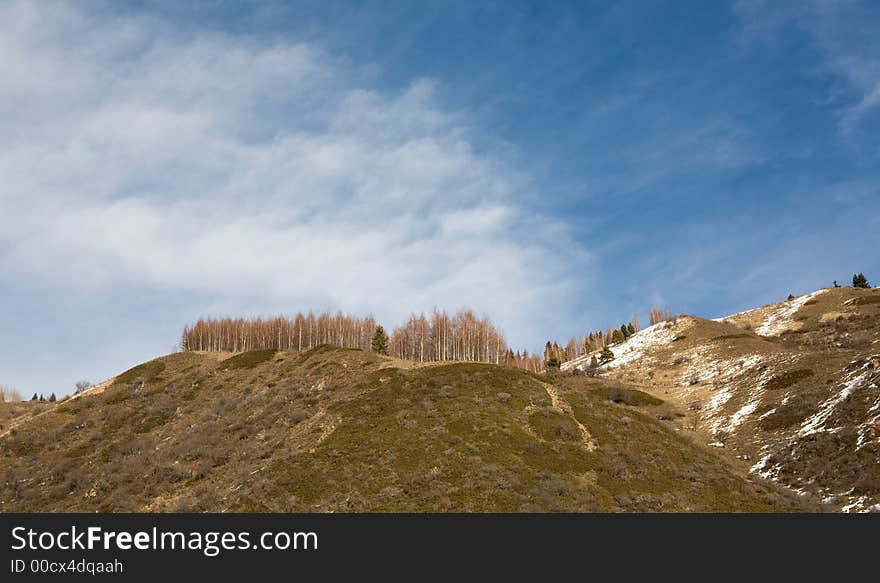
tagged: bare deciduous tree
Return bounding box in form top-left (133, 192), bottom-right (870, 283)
top-left (649, 306), bottom-right (673, 326)
top-left (630, 315), bottom-right (641, 333)
top-left (0, 385), bottom-right (24, 402)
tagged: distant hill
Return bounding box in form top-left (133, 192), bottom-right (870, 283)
top-left (562, 286), bottom-right (880, 512)
top-left (0, 345), bottom-right (811, 512)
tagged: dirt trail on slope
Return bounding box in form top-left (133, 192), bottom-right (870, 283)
top-left (541, 381), bottom-right (597, 451)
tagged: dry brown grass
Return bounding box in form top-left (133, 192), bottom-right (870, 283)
top-left (0, 345), bottom-right (815, 513)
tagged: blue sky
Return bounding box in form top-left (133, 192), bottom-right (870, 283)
top-left (1, 0), bottom-right (878, 395)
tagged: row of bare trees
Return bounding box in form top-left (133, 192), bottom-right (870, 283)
top-left (180, 308), bottom-right (548, 371)
top-left (649, 306), bottom-right (673, 326)
top-left (545, 314), bottom-right (644, 364)
top-left (388, 309), bottom-right (508, 364)
top-left (181, 305), bottom-right (674, 372)
top-left (181, 312), bottom-right (378, 353)
top-left (388, 308), bottom-right (544, 372)
top-left (547, 306), bottom-right (675, 367)
top-left (385, 309), bottom-right (544, 371)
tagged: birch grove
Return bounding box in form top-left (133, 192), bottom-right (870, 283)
top-left (181, 312), bottom-right (378, 352)
top-left (180, 308), bottom-right (542, 370)
top-left (181, 306), bottom-right (667, 372)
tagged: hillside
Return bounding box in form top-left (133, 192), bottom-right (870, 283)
top-left (0, 346), bottom-right (812, 512)
top-left (563, 286), bottom-right (880, 512)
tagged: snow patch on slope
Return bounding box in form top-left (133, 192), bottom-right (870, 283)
top-left (677, 352), bottom-right (762, 387)
top-left (754, 289), bottom-right (826, 336)
top-left (706, 360), bottom-right (766, 433)
top-left (798, 357), bottom-right (879, 438)
top-left (753, 356), bottom-right (880, 512)
top-left (561, 319), bottom-right (686, 372)
top-left (601, 321), bottom-right (682, 370)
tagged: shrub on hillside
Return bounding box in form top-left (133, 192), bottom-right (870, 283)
top-left (853, 273), bottom-right (870, 288)
top-left (764, 369), bottom-right (814, 391)
top-left (598, 385), bottom-right (663, 406)
top-left (219, 350), bottom-right (277, 371)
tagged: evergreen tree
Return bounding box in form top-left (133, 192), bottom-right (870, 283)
top-left (31, 393), bottom-right (37, 401)
top-left (853, 273), bottom-right (870, 288)
top-left (49, 393), bottom-right (56, 402)
top-left (620, 324), bottom-right (629, 339)
top-left (545, 356), bottom-right (560, 372)
top-left (627, 322), bottom-right (635, 336)
top-left (833, 280), bottom-right (840, 288)
top-left (599, 346), bottom-right (614, 363)
top-left (371, 325), bottom-right (389, 355)
top-left (39, 394), bottom-right (45, 402)
top-left (611, 329), bottom-right (624, 344)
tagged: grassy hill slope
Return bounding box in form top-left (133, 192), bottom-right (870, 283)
top-left (567, 287), bottom-right (880, 511)
top-left (0, 346), bottom-right (811, 512)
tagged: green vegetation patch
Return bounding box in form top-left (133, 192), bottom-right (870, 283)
top-left (133, 410), bottom-right (174, 434)
top-left (594, 386), bottom-right (663, 406)
top-left (220, 350), bottom-right (278, 370)
top-left (756, 394), bottom-right (817, 431)
top-left (764, 369), bottom-right (814, 391)
top-left (114, 360), bottom-right (166, 386)
top-left (528, 409), bottom-right (582, 441)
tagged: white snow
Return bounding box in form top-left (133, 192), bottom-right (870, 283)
top-left (751, 452), bottom-right (778, 480)
top-left (729, 400), bottom-right (760, 429)
top-left (678, 352), bottom-right (762, 388)
top-left (561, 319), bottom-right (686, 372)
top-left (707, 388), bottom-right (733, 411)
top-left (842, 497), bottom-right (871, 513)
top-left (798, 362), bottom-right (874, 437)
top-left (754, 289), bottom-right (827, 336)
top-left (601, 321), bottom-right (681, 369)
top-left (857, 381), bottom-right (880, 449)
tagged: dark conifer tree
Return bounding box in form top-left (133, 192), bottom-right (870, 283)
top-left (371, 325), bottom-right (389, 355)
top-left (853, 273), bottom-right (870, 288)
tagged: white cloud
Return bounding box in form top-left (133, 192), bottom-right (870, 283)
top-left (0, 1), bottom-right (583, 354)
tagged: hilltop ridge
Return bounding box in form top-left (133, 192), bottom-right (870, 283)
top-left (562, 286), bottom-right (880, 511)
top-left (2, 286), bottom-right (876, 512)
top-left (0, 345), bottom-right (812, 512)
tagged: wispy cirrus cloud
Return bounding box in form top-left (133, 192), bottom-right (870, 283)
top-left (0, 1), bottom-right (585, 394)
